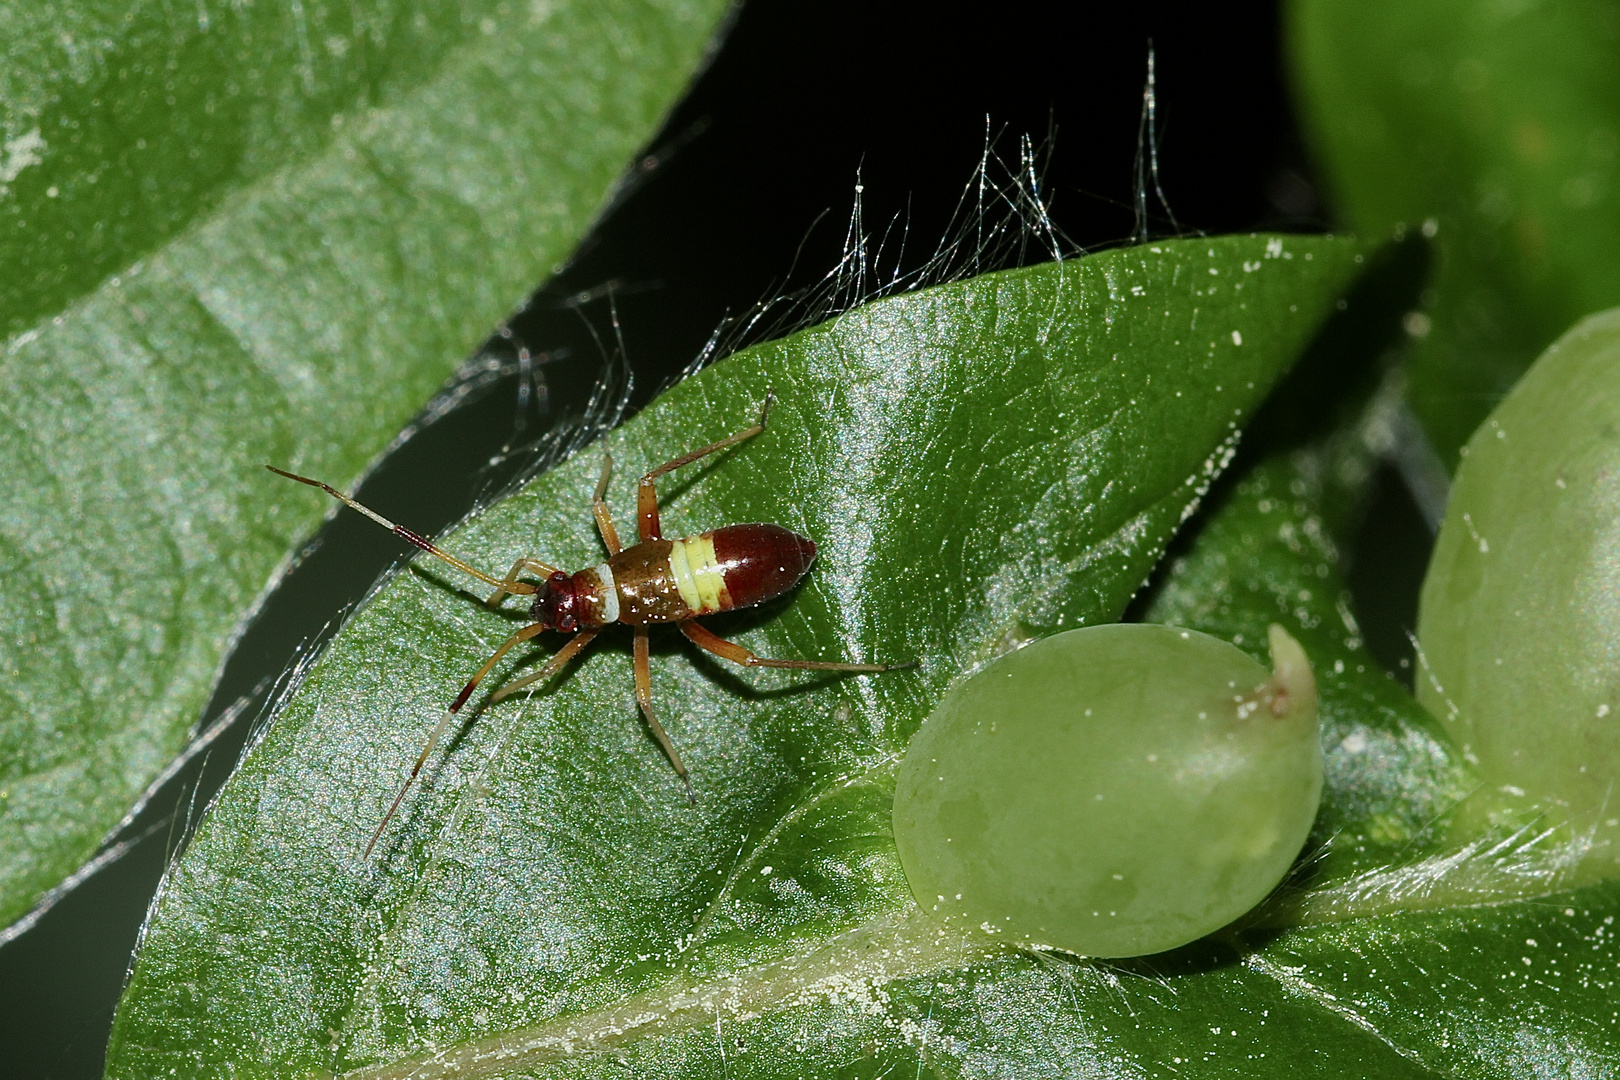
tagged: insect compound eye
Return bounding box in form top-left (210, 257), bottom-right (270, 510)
top-left (1417, 306), bottom-right (1620, 880)
top-left (892, 622), bottom-right (1321, 958)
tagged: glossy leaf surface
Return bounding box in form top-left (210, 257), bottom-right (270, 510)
top-left (0, 0), bottom-right (731, 931)
top-left (106, 236), bottom-right (1376, 1077)
top-left (1144, 439), bottom-right (1620, 1073)
top-left (1288, 0), bottom-right (1620, 463)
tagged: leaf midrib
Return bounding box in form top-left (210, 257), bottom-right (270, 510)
top-left (339, 906), bottom-right (998, 1080)
top-left (338, 890), bottom-right (1500, 1080)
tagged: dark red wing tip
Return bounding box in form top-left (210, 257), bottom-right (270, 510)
top-left (794, 532), bottom-right (817, 569)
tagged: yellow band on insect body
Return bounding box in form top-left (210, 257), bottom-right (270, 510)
top-left (669, 535), bottom-right (725, 614)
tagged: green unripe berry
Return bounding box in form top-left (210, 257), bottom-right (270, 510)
top-left (893, 623), bottom-right (1321, 958)
top-left (1418, 307), bottom-right (1620, 876)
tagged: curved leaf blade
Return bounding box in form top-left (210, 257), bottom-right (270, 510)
top-left (103, 236), bottom-right (1376, 1077)
top-left (2, 1), bottom-right (534, 336)
top-left (1288, 0), bottom-right (1620, 463)
top-left (0, 0), bottom-right (732, 932)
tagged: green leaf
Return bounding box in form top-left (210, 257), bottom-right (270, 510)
top-left (0, 0), bottom-right (732, 932)
top-left (104, 236), bottom-right (1377, 1077)
top-left (1287, 0), bottom-right (1620, 463)
top-left (1140, 427), bottom-right (1620, 1070)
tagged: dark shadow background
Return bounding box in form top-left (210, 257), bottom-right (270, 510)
top-left (0, 1), bottom-right (1433, 1074)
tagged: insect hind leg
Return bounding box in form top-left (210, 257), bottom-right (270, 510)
top-left (680, 620), bottom-right (914, 673)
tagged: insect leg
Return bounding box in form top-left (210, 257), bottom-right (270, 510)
top-left (490, 628), bottom-right (599, 701)
top-left (636, 394), bottom-right (774, 543)
top-left (487, 557), bottom-right (564, 608)
top-left (267, 465), bottom-right (542, 595)
top-left (364, 621), bottom-right (548, 859)
top-left (592, 452), bottom-right (624, 555)
top-left (634, 626), bottom-right (695, 803)
top-left (679, 620), bottom-right (914, 672)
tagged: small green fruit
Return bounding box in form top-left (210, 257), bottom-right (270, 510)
top-left (893, 623), bottom-right (1321, 958)
top-left (1418, 307), bottom-right (1620, 876)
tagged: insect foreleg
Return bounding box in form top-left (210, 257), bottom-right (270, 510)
top-left (487, 557), bottom-right (563, 608)
top-left (489, 628), bottom-right (599, 702)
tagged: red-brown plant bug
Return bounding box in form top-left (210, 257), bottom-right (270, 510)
top-left (269, 395), bottom-right (912, 857)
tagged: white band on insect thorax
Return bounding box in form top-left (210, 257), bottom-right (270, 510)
top-left (593, 562), bottom-right (620, 624)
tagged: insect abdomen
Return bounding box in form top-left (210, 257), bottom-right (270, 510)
top-left (605, 524), bottom-right (817, 624)
top-left (706, 523), bottom-right (817, 611)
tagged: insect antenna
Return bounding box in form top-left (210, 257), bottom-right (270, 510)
top-left (365, 706), bottom-right (461, 861)
top-left (267, 465), bottom-right (548, 594)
